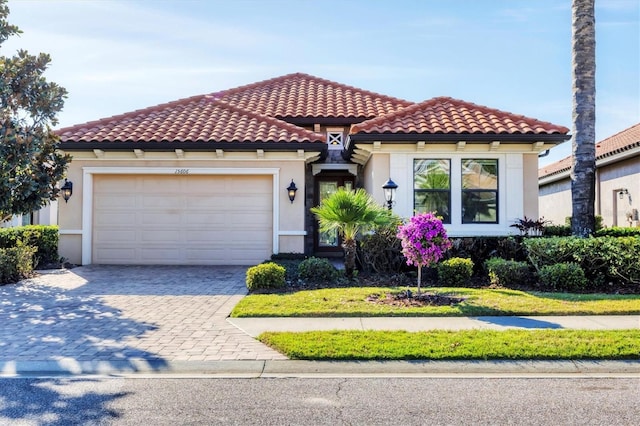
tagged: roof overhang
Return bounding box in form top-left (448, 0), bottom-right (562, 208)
top-left (58, 140), bottom-right (328, 153)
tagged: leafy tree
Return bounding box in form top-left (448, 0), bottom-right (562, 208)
top-left (0, 0), bottom-right (70, 223)
top-left (311, 188), bottom-right (392, 279)
top-left (570, 0), bottom-right (596, 237)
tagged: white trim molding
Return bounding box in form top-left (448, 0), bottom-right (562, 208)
top-left (278, 230), bottom-right (307, 236)
top-left (80, 167), bottom-right (281, 265)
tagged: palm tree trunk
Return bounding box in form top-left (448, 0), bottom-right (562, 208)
top-left (342, 238), bottom-right (357, 279)
top-left (571, 0), bottom-right (596, 237)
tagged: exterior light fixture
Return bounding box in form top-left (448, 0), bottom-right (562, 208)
top-left (382, 178), bottom-right (398, 210)
top-left (287, 179), bottom-right (298, 203)
top-left (61, 179), bottom-right (73, 203)
top-left (619, 189), bottom-right (629, 200)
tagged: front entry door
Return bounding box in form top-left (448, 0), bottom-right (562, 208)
top-left (315, 176), bottom-right (354, 254)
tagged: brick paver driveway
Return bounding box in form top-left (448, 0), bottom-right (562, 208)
top-left (0, 266), bottom-right (286, 369)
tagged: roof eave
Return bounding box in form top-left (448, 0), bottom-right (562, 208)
top-left (348, 133), bottom-right (570, 143)
top-left (58, 141), bottom-right (328, 152)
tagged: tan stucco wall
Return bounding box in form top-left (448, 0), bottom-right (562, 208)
top-left (363, 153), bottom-right (391, 206)
top-left (538, 178), bottom-right (572, 225)
top-left (59, 153), bottom-right (310, 264)
top-left (522, 154), bottom-right (540, 219)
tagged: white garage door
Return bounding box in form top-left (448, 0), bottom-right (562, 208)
top-left (92, 174), bottom-right (273, 265)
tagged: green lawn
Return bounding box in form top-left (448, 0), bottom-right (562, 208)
top-left (258, 329), bottom-right (640, 360)
top-left (231, 287), bottom-right (640, 317)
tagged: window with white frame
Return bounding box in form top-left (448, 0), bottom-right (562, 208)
top-left (327, 131), bottom-right (343, 150)
top-left (413, 159), bottom-right (451, 223)
top-left (461, 159), bottom-right (498, 223)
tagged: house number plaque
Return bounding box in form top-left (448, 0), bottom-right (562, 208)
top-left (174, 169), bottom-right (190, 175)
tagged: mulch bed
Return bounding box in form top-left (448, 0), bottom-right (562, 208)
top-left (366, 290), bottom-right (466, 307)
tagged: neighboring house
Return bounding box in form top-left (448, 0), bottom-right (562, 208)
top-left (539, 123), bottom-right (640, 227)
top-left (55, 73), bottom-right (569, 265)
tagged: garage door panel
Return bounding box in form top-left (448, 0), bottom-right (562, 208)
top-left (95, 195), bottom-right (136, 209)
top-left (94, 230), bottom-right (136, 243)
top-left (93, 174), bottom-right (273, 265)
top-left (95, 212), bottom-right (135, 226)
top-left (94, 247), bottom-right (137, 263)
top-left (140, 230), bottom-right (182, 242)
top-left (141, 211), bottom-right (181, 225)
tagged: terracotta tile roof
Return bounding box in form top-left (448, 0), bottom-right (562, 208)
top-left (212, 72), bottom-right (413, 121)
top-left (596, 122), bottom-right (640, 158)
top-left (58, 97), bottom-right (326, 145)
top-left (538, 122), bottom-right (640, 179)
top-left (351, 97), bottom-right (570, 136)
top-left (538, 156), bottom-right (573, 178)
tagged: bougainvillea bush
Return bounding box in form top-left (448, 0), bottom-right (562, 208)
top-left (396, 213), bottom-right (452, 292)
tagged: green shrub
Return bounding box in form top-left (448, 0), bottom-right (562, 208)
top-left (538, 263), bottom-right (587, 292)
top-left (596, 227), bottom-right (640, 237)
top-left (0, 244), bottom-right (37, 284)
top-left (524, 236), bottom-right (640, 290)
top-left (485, 258), bottom-right (532, 287)
top-left (447, 237), bottom-right (526, 275)
top-left (0, 225), bottom-right (59, 267)
top-left (245, 262), bottom-right (286, 292)
top-left (436, 257), bottom-right (474, 287)
top-left (543, 225), bottom-right (571, 236)
top-left (357, 219), bottom-right (406, 274)
top-left (297, 257), bottom-right (338, 283)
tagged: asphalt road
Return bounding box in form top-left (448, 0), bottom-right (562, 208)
top-left (1, 377), bottom-right (638, 425)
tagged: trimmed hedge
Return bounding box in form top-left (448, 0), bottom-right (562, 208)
top-left (246, 262), bottom-right (286, 292)
top-left (0, 245), bottom-right (37, 284)
top-left (436, 257), bottom-right (474, 287)
top-left (0, 225), bottom-right (59, 266)
top-left (484, 258), bottom-right (532, 287)
top-left (298, 257), bottom-right (338, 283)
top-left (524, 236), bottom-right (640, 291)
top-left (596, 227), bottom-right (640, 237)
top-left (538, 263), bottom-right (587, 292)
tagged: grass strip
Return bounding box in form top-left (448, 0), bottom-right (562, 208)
top-left (258, 329), bottom-right (640, 360)
top-left (231, 287), bottom-right (640, 317)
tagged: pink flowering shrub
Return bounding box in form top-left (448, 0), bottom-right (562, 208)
top-left (397, 213), bottom-right (452, 291)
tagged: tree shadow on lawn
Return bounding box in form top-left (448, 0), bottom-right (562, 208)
top-left (0, 273), bottom-right (168, 374)
top-left (0, 377), bottom-right (130, 425)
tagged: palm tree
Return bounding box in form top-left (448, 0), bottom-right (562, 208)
top-left (571, 0), bottom-right (596, 236)
top-left (311, 188), bottom-right (392, 279)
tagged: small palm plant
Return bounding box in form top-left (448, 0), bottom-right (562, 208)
top-left (311, 187), bottom-right (392, 279)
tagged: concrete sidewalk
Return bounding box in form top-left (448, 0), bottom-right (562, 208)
top-left (228, 315), bottom-right (640, 337)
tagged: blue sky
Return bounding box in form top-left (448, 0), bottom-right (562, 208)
top-left (3, 0), bottom-right (639, 166)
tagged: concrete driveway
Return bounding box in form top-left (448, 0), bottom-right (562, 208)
top-left (0, 266), bottom-right (286, 372)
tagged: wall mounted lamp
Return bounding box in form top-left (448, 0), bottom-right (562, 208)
top-left (61, 179), bottom-right (73, 203)
top-left (618, 189), bottom-right (629, 200)
top-left (382, 178), bottom-right (398, 210)
top-left (287, 179), bottom-right (298, 203)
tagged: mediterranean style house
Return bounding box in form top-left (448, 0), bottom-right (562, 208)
top-left (53, 73), bottom-right (569, 265)
top-left (539, 122), bottom-right (640, 228)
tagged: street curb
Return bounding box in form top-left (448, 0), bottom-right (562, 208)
top-left (2, 359), bottom-right (639, 378)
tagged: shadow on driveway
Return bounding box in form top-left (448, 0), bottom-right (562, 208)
top-left (0, 272), bottom-right (168, 373)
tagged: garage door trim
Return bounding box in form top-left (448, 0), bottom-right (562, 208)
top-left (81, 167), bottom-right (280, 265)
